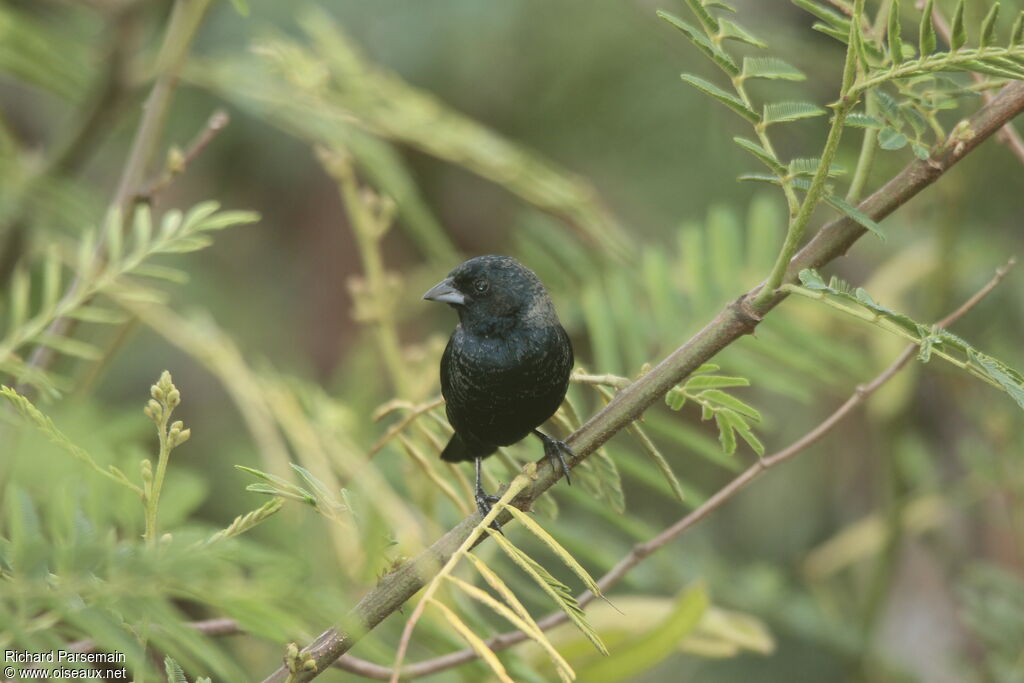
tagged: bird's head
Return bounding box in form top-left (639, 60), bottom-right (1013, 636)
top-left (423, 255), bottom-right (557, 334)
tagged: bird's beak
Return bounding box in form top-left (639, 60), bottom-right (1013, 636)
top-left (422, 278), bottom-right (466, 305)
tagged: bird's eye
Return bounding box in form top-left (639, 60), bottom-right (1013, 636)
top-left (473, 279), bottom-right (489, 294)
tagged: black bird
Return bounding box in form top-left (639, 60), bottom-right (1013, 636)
top-left (423, 255), bottom-right (575, 516)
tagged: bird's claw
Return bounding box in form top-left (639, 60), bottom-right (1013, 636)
top-left (475, 493), bottom-right (503, 532)
top-left (537, 432), bottom-right (574, 486)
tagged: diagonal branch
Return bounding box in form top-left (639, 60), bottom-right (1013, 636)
top-left (74, 258), bottom-right (1010, 680)
top-left (260, 80), bottom-right (1024, 683)
top-left (326, 256), bottom-right (1015, 680)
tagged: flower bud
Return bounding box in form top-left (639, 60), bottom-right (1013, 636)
top-left (173, 428), bottom-right (191, 447)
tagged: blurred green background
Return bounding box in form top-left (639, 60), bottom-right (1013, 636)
top-left (1, 0), bottom-right (1022, 681)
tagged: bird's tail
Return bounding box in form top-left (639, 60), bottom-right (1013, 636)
top-left (441, 432), bottom-right (495, 463)
top-left (440, 432), bottom-right (472, 463)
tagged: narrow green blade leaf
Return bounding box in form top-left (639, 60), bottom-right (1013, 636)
top-left (720, 19), bottom-right (766, 48)
top-left (626, 422), bottom-right (688, 504)
top-left (762, 101), bottom-right (826, 125)
top-left (1011, 11), bottom-right (1024, 45)
top-left (659, 12), bottom-right (739, 75)
top-left (684, 0), bottom-right (720, 32)
top-left (812, 21), bottom-right (851, 43)
top-left (888, 0), bottom-right (903, 63)
top-left (980, 3), bottom-right (1000, 47)
top-left (429, 599), bottom-right (514, 683)
top-left (714, 412), bottom-right (737, 454)
top-left (919, 0), bottom-right (936, 55)
top-left (488, 529), bottom-right (608, 655)
top-left (878, 127), bottom-right (908, 150)
top-left (42, 246), bottom-right (62, 312)
top-left (684, 375), bottom-right (750, 389)
top-left (8, 267), bottom-right (29, 331)
top-left (446, 574), bottom-right (575, 682)
top-left (680, 74), bottom-right (758, 122)
top-left (792, 0), bottom-right (851, 31)
top-left (34, 333), bottom-right (101, 360)
top-left (742, 56), bottom-right (805, 81)
top-left (505, 506), bottom-right (604, 598)
top-left (951, 0), bottom-right (966, 50)
top-left (822, 193), bottom-right (887, 240)
top-left (970, 351), bottom-right (1024, 411)
top-left (65, 305), bottom-right (130, 325)
top-left (733, 137), bottom-right (785, 174)
top-left (699, 389), bottom-right (762, 421)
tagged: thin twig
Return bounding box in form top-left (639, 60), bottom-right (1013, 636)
top-left (20, 0), bottom-right (217, 384)
top-left (921, 0), bottom-right (1024, 165)
top-left (138, 109), bottom-right (231, 202)
top-left (258, 80), bottom-right (1024, 683)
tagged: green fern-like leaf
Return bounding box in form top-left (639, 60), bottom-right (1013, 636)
top-left (487, 528), bottom-right (608, 655)
top-left (1011, 11), bottom-right (1024, 45)
top-left (164, 657), bottom-right (188, 683)
top-left (980, 3), bottom-right (1000, 48)
top-left (762, 101), bottom-right (826, 125)
top-left (951, 0), bottom-right (967, 51)
top-left (792, 0), bottom-right (851, 33)
top-left (719, 19), bottom-right (766, 48)
top-left (660, 12), bottom-right (739, 76)
top-left (680, 74), bottom-right (759, 122)
top-left (919, 0), bottom-right (936, 56)
top-left (787, 270), bottom-right (1024, 412)
top-left (0, 202), bottom-right (257, 390)
top-left (742, 56), bottom-right (806, 81)
top-left (733, 137), bottom-right (786, 174)
top-left (889, 0), bottom-right (903, 64)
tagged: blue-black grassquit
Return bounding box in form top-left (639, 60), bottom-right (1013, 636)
top-left (423, 255), bottom-right (575, 516)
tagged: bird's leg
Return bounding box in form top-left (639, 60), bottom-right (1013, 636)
top-left (532, 430), bottom-right (574, 486)
top-left (474, 456), bottom-right (501, 518)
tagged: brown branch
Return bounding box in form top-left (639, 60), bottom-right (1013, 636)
top-left (67, 258), bottom-right (1013, 680)
top-left (259, 80), bottom-right (1024, 683)
top-left (322, 257), bottom-right (1016, 681)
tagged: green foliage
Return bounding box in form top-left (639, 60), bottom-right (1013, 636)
top-left (0, 203), bottom-right (257, 395)
top-left (787, 269), bottom-right (1024, 412)
top-left (0, 1), bottom-right (1020, 681)
top-left (957, 563), bottom-right (1024, 683)
top-left (165, 656), bottom-right (212, 683)
top-left (575, 583), bottom-right (708, 683)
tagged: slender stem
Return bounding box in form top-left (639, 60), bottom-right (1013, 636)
top-left (143, 414), bottom-right (171, 546)
top-left (733, 78), bottom-right (800, 219)
top-left (319, 149), bottom-right (410, 395)
top-left (846, 90), bottom-right (878, 203)
top-left (755, 0), bottom-right (864, 307)
top-left (852, 45), bottom-right (1024, 96)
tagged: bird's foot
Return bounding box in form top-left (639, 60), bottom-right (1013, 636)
top-left (533, 430), bottom-right (574, 485)
top-left (475, 491), bottom-right (504, 533)
top-left (475, 491), bottom-right (501, 517)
